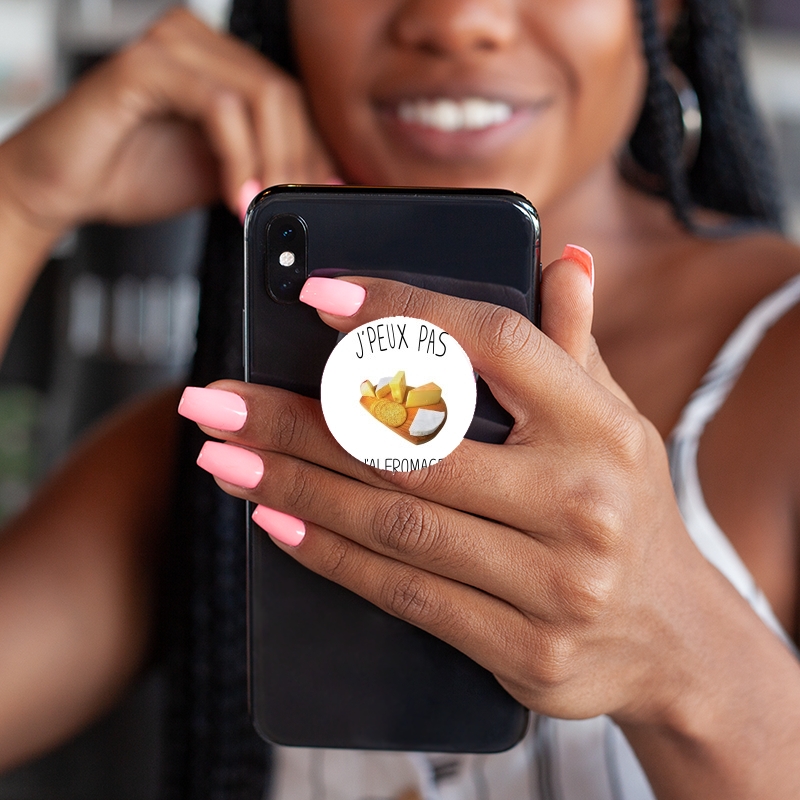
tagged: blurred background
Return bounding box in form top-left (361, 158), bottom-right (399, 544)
top-left (0, 0), bottom-right (797, 796)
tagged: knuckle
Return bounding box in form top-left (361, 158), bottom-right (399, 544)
top-left (562, 477), bottom-right (628, 553)
top-left (106, 46), bottom-right (159, 115)
top-left (392, 281), bottom-right (430, 320)
top-left (479, 305), bottom-right (538, 363)
top-left (270, 400), bottom-right (308, 452)
top-left (143, 9), bottom-right (184, 45)
top-left (253, 73), bottom-right (301, 116)
top-left (383, 570), bottom-right (442, 627)
top-left (585, 335), bottom-right (605, 374)
top-left (531, 630), bottom-right (576, 688)
top-left (601, 404), bottom-right (649, 472)
top-left (373, 494), bottom-right (439, 558)
top-left (316, 535), bottom-right (352, 582)
top-left (112, 40), bottom-right (150, 81)
top-left (560, 557), bottom-right (619, 623)
top-left (281, 460), bottom-right (316, 514)
top-left (210, 88), bottom-right (240, 114)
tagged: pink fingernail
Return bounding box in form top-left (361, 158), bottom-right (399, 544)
top-left (179, 387), bottom-right (247, 431)
top-left (561, 244), bottom-right (595, 293)
top-left (252, 505), bottom-right (306, 547)
top-left (325, 176), bottom-right (345, 185)
top-left (238, 179), bottom-right (262, 223)
top-left (196, 441), bottom-right (263, 488)
top-left (299, 277), bottom-right (365, 317)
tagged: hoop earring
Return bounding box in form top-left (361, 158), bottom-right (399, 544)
top-left (619, 64), bottom-right (702, 193)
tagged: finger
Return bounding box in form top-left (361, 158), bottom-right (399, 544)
top-left (180, 381), bottom-right (612, 541)
top-left (299, 275), bottom-right (610, 431)
top-left (207, 445), bottom-right (563, 616)
top-left (540, 246), bottom-right (594, 367)
top-left (253, 80), bottom-right (314, 185)
top-left (199, 89), bottom-right (260, 210)
top-left (266, 520), bottom-right (536, 692)
top-left (181, 381), bottom-right (540, 532)
top-left (540, 247), bottom-right (634, 407)
top-left (147, 9), bottom-right (336, 186)
top-left (109, 39), bottom-right (259, 214)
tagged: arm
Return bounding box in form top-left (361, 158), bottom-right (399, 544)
top-left (0, 388), bottom-right (179, 772)
top-left (0, 7), bottom-right (334, 358)
top-left (185, 265), bottom-right (800, 799)
top-left (0, 192), bottom-right (63, 356)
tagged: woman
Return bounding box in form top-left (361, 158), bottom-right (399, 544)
top-left (0, 0), bottom-right (798, 797)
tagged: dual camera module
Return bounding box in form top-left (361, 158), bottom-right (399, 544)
top-left (266, 214), bottom-right (307, 303)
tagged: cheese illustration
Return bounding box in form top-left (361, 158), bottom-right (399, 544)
top-left (372, 399), bottom-right (407, 428)
top-left (389, 370), bottom-right (406, 403)
top-left (405, 382), bottom-right (442, 408)
top-left (375, 376), bottom-right (393, 398)
top-left (360, 380), bottom-right (376, 397)
top-left (409, 408), bottom-right (445, 437)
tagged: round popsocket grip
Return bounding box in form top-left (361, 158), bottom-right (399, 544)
top-left (321, 316), bottom-right (476, 472)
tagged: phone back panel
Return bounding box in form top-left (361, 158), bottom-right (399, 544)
top-left (245, 187), bottom-right (539, 752)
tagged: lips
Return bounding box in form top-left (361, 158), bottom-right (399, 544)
top-left (377, 94), bottom-right (549, 161)
top-left (396, 97), bottom-right (514, 132)
top-left (373, 80), bottom-right (553, 162)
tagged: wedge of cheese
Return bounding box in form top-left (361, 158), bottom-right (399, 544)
top-left (375, 376), bottom-right (393, 398)
top-left (409, 408), bottom-right (445, 437)
top-left (405, 382), bottom-right (442, 408)
top-left (360, 380), bottom-right (376, 397)
top-left (389, 370), bottom-right (406, 403)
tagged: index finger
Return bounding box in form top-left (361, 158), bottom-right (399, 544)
top-left (299, 275), bottom-right (601, 429)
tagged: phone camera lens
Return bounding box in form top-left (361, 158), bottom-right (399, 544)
top-left (267, 213), bottom-right (307, 303)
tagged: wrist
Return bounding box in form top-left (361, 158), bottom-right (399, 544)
top-left (614, 556), bottom-right (800, 797)
top-left (0, 167), bottom-right (68, 353)
top-left (0, 177), bottom-right (67, 262)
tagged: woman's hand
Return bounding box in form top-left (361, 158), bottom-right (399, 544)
top-left (0, 7), bottom-right (336, 236)
top-left (183, 257), bottom-right (800, 794)
top-left (182, 255), bottom-right (711, 725)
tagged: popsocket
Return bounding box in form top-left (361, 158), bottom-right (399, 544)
top-left (320, 316), bottom-right (476, 471)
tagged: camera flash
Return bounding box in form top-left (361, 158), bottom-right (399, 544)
top-left (279, 251), bottom-right (296, 267)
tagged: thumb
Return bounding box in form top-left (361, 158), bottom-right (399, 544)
top-left (541, 245), bottom-right (635, 407)
top-left (541, 244), bottom-right (595, 367)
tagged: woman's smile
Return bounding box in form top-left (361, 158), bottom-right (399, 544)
top-left (377, 93), bottom-right (554, 161)
top-left (292, 0), bottom-right (646, 208)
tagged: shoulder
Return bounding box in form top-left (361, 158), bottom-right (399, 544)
top-left (678, 229), bottom-right (800, 354)
top-left (712, 229), bottom-right (800, 275)
top-left (702, 230), bottom-right (800, 445)
top-left (688, 227), bottom-right (800, 290)
top-left (694, 231), bottom-right (800, 631)
top-left (715, 232), bottom-right (800, 390)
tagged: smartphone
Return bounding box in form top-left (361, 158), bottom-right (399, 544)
top-left (244, 185), bottom-right (540, 753)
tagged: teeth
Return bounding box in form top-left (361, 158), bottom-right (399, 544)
top-left (397, 98), bottom-right (513, 132)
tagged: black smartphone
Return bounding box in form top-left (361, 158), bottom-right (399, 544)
top-left (244, 185), bottom-right (540, 753)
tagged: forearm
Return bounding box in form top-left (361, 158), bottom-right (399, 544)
top-left (0, 388), bottom-right (179, 771)
top-left (0, 166), bottom-right (64, 356)
top-left (618, 558), bottom-right (800, 799)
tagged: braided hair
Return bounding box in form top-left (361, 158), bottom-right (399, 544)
top-left (632, 0), bottom-right (783, 229)
top-left (161, 2), bottom-right (783, 799)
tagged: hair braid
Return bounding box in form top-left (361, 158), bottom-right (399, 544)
top-left (229, 0), bottom-right (294, 73)
top-left (630, 0), bottom-right (696, 227)
top-left (680, 0), bottom-right (783, 225)
top-left (632, 0), bottom-right (782, 229)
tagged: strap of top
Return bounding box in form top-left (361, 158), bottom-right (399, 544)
top-left (670, 273), bottom-right (800, 442)
top-left (667, 273), bottom-right (800, 646)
